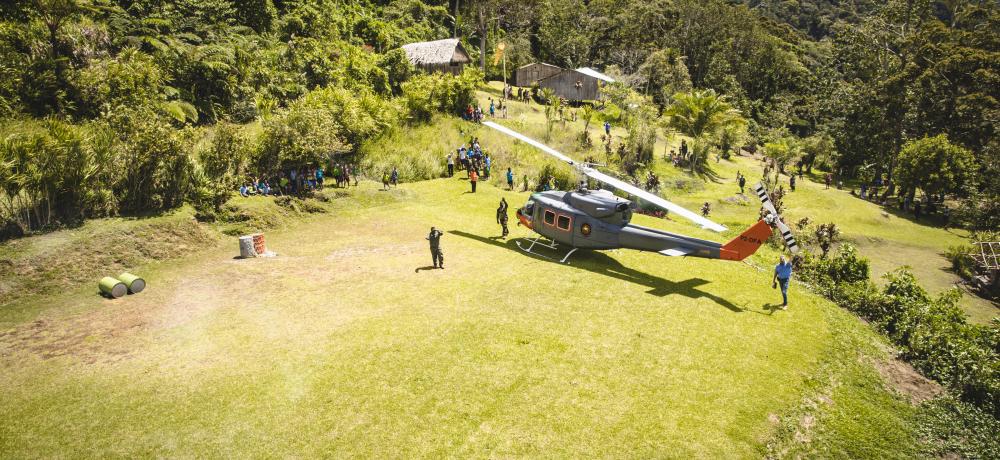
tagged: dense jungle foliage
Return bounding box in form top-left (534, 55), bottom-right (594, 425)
top-left (0, 0), bottom-right (996, 235)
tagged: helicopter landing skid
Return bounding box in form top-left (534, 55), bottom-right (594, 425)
top-left (516, 237), bottom-right (578, 264)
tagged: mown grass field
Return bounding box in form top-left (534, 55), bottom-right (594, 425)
top-left (1, 177), bottom-right (927, 457)
top-left (0, 85), bottom-right (991, 456)
top-left (460, 83), bottom-right (996, 324)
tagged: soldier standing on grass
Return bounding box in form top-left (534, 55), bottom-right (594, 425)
top-left (497, 198), bottom-right (509, 237)
top-left (427, 227), bottom-right (444, 269)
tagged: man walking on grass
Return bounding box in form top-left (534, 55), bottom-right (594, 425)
top-left (427, 227), bottom-right (444, 269)
top-left (772, 255), bottom-right (793, 309)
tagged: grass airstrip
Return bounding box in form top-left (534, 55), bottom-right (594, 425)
top-left (0, 85), bottom-right (994, 457)
top-left (0, 179), bottom-right (929, 457)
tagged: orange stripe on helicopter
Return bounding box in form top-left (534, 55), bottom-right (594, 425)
top-left (516, 209), bottom-right (532, 229)
top-left (720, 220), bottom-right (773, 261)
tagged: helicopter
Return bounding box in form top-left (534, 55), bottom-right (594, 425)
top-left (483, 121), bottom-right (799, 264)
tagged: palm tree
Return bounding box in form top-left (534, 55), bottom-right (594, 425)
top-left (663, 89), bottom-right (745, 173)
top-left (663, 89), bottom-right (745, 139)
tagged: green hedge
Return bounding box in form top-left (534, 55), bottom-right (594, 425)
top-left (800, 244), bottom-right (1000, 420)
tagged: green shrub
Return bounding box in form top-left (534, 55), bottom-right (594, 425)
top-left (402, 67), bottom-right (482, 123)
top-left (799, 243), bottom-right (870, 286)
top-left (943, 245), bottom-right (977, 280)
top-left (104, 108), bottom-right (197, 213)
top-left (0, 119), bottom-right (117, 229)
top-left (535, 163), bottom-right (575, 192)
top-left (258, 103), bottom-right (349, 173)
top-left (73, 48), bottom-right (165, 119)
top-left (917, 396), bottom-right (1000, 458)
top-left (801, 244), bottom-right (1000, 418)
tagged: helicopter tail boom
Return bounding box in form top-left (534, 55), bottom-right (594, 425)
top-left (719, 220), bottom-right (773, 261)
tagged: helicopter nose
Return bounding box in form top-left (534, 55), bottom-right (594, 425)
top-left (516, 209), bottom-right (532, 229)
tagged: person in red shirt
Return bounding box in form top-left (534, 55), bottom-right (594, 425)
top-left (469, 170), bottom-right (478, 193)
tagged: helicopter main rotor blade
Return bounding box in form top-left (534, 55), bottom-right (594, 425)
top-left (483, 121), bottom-right (575, 164)
top-left (483, 120), bottom-right (728, 233)
top-left (584, 167), bottom-right (727, 232)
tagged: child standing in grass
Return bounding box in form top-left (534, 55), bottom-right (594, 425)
top-left (382, 171), bottom-right (390, 190)
top-left (469, 170), bottom-right (478, 193)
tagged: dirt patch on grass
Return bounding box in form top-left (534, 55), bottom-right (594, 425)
top-left (875, 357), bottom-right (944, 404)
top-left (0, 308), bottom-right (145, 364)
top-left (0, 264), bottom-right (234, 364)
top-left (0, 217), bottom-right (217, 307)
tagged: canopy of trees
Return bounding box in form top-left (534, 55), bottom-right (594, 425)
top-left (0, 0), bottom-right (996, 231)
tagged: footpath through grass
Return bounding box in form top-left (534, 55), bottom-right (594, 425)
top-left (0, 178), bottom-right (926, 457)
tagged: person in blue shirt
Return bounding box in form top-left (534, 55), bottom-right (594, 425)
top-left (506, 167), bottom-right (514, 190)
top-left (604, 121), bottom-right (611, 136)
top-left (772, 255), bottom-right (793, 309)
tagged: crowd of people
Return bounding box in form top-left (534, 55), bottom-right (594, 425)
top-left (238, 162), bottom-right (360, 198)
top-left (446, 137), bottom-right (505, 193)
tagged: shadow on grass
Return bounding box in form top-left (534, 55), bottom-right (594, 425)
top-left (450, 230), bottom-right (742, 313)
top-left (415, 265), bottom-right (439, 273)
top-left (692, 163), bottom-right (725, 183)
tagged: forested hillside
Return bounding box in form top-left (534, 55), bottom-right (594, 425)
top-left (1, 0), bottom-right (996, 237)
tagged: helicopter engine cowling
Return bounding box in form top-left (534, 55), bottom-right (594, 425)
top-left (565, 189), bottom-right (630, 219)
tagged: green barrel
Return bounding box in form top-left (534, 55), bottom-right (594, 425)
top-left (99, 276), bottom-right (127, 298)
top-left (118, 272), bottom-right (146, 294)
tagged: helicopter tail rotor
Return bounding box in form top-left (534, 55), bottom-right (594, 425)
top-left (752, 182), bottom-right (800, 254)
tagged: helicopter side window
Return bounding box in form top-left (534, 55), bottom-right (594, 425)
top-left (557, 215), bottom-right (571, 231)
top-left (543, 210), bottom-right (555, 225)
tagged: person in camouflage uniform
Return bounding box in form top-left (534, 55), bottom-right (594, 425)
top-left (426, 227), bottom-right (444, 269)
top-left (497, 198), bottom-right (509, 238)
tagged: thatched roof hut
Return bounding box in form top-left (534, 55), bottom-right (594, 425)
top-left (401, 38), bottom-right (471, 75)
